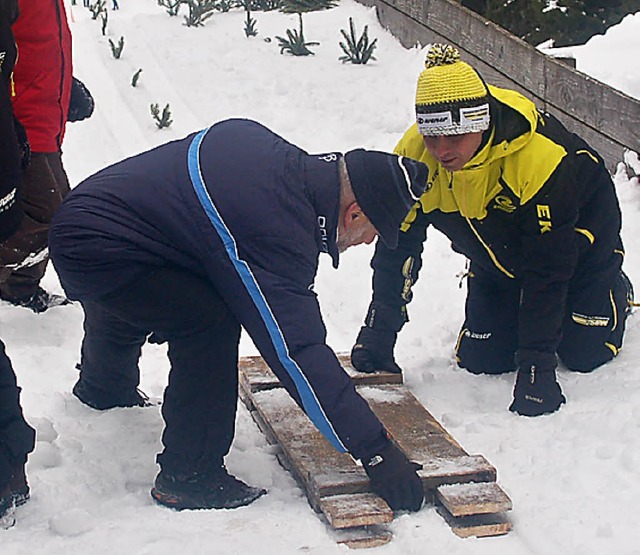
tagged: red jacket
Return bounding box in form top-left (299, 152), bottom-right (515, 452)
top-left (11, 0), bottom-right (72, 152)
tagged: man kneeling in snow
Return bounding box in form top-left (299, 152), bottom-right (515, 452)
top-left (49, 118), bottom-right (429, 512)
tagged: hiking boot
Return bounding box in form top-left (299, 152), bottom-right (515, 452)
top-left (73, 379), bottom-right (153, 411)
top-left (620, 270), bottom-right (635, 311)
top-left (150, 467), bottom-right (266, 510)
top-left (0, 286), bottom-right (71, 314)
top-left (9, 465), bottom-right (29, 507)
top-left (0, 484), bottom-right (15, 530)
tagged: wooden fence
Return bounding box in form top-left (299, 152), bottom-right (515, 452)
top-left (356, 0), bottom-right (640, 171)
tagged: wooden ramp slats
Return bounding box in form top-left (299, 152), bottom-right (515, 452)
top-left (436, 506), bottom-right (512, 538)
top-left (238, 353), bottom-right (402, 396)
top-left (417, 455), bottom-right (496, 489)
top-left (331, 525), bottom-right (393, 549)
top-left (319, 493), bottom-right (394, 529)
top-left (250, 388), bottom-right (369, 507)
top-left (238, 354), bottom-right (512, 545)
top-left (436, 482), bottom-right (512, 517)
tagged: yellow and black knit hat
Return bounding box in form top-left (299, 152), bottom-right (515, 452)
top-left (415, 44), bottom-right (490, 136)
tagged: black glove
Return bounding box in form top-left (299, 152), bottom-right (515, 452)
top-left (509, 351), bottom-right (566, 417)
top-left (362, 441), bottom-right (424, 512)
top-left (13, 117), bottom-right (30, 169)
top-left (351, 302), bottom-right (406, 374)
top-left (351, 327), bottom-right (402, 373)
top-left (68, 77), bottom-right (95, 122)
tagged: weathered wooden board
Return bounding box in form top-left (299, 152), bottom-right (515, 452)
top-left (250, 386), bottom-right (501, 504)
top-left (319, 494), bottom-right (394, 529)
top-left (239, 356), bottom-right (512, 543)
top-left (436, 482), bottom-right (512, 517)
top-left (332, 525), bottom-right (394, 549)
top-left (436, 506), bottom-right (512, 538)
top-left (250, 388), bottom-right (370, 508)
top-left (238, 353), bottom-right (402, 399)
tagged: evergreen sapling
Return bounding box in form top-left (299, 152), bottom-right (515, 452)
top-left (243, 0), bottom-right (258, 36)
top-left (338, 18), bottom-right (377, 64)
top-left (150, 103), bottom-right (173, 129)
top-left (183, 0), bottom-right (216, 27)
top-left (89, 0), bottom-right (106, 19)
top-left (157, 0), bottom-right (183, 16)
top-left (100, 10), bottom-right (108, 35)
top-left (276, 0), bottom-right (337, 56)
top-left (131, 68), bottom-right (143, 87)
top-left (108, 36), bottom-right (125, 59)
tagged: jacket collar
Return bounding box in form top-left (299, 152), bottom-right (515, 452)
top-left (304, 153), bottom-right (341, 268)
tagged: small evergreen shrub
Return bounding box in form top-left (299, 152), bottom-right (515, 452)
top-left (338, 18), bottom-right (377, 64)
top-left (131, 68), bottom-right (143, 87)
top-left (150, 103), bottom-right (173, 129)
top-left (183, 0), bottom-right (216, 26)
top-left (276, 28), bottom-right (318, 55)
top-left (158, 0), bottom-right (182, 16)
top-left (108, 36), bottom-right (125, 58)
top-left (276, 0), bottom-right (337, 56)
top-left (100, 10), bottom-right (108, 35)
top-left (89, 0), bottom-right (106, 19)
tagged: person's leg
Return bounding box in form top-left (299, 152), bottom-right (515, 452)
top-left (73, 301), bottom-right (149, 410)
top-left (90, 266), bottom-right (264, 509)
top-left (0, 152), bottom-right (71, 310)
top-left (455, 265), bottom-right (520, 375)
top-left (558, 264), bottom-right (632, 372)
top-left (0, 340), bottom-right (35, 526)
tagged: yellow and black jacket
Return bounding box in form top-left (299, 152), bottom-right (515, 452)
top-left (370, 85), bottom-right (623, 358)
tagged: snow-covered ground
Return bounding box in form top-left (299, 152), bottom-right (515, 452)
top-left (2, 2), bottom-right (639, 553)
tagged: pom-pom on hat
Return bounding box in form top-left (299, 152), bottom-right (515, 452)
top-left (415, 44), bottom-right (490, 136)
top-left (344, 150), bottom-right (429, 248)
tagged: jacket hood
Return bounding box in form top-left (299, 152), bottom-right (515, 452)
top-left (466, 85), bottom-right (539, 168)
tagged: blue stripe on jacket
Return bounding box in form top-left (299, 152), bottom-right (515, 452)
top-left (187, 128), bottom-right (347, 453)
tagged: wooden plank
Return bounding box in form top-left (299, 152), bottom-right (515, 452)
top-left (250, 387), bottom-right (498, 505)
top-left (243, 364), bottom-right (512, 541)
top-left (358, 386), bottom-right (497, 486)
top-left (250, 388), bottom-right (370, 509)
top-left (357, 385), bottom-right (465, 459)
top-left (238, 353), bottom-right (402, 397)
top-left (332, 526), bottom-right (393, 549)
top-left (436, 506), bottom-right (512, 538)
top-left (436, 482), bottom-right (512, 517)
top-left (417, 455), bottom-right (496, 490)
top-left (319, 493), bottom-right (393, 529)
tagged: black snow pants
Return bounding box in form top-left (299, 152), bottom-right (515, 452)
top-left (0, 152), bottom-right (71, 302)
top-left (78, 265), bottom-right (241, 476)
top-left (455, 260), bottom-right (631, 374)
top-left (0, 340), bottom-right (35, 488)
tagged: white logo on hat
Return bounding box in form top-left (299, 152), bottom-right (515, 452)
top-left (460, 104), bottom-right (489, 126)
top-left (416, 103), bottom-right (490, 136)
top-left (417, 110), bottom-right (453, 135)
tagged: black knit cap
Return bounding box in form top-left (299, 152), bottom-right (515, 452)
top-left (344, 150), bottom-right (429, 248)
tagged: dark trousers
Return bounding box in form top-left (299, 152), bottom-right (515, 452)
top-left (0, 340), bottom-right (35, 488)
top-left (0, 152), bottom-right (71, 302)
top-left (456, 261), bottom-right (630, 374)
top-left (79, 266), bottom-right (241, 475)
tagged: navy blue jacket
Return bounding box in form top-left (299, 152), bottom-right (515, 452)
top-left (49, 119), bottom-right (388, 460)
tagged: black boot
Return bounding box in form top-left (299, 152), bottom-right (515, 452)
top-left (73, 379), bottom-right (153, 410)
top-left (151, 467), bottom-right (266, 510)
